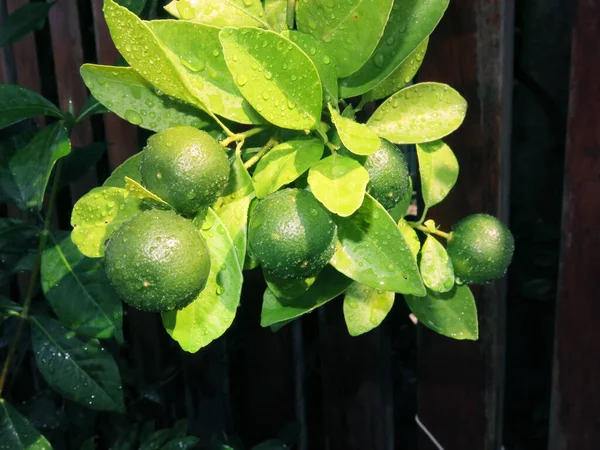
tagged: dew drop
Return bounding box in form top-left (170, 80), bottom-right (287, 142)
top-left (124, 110), bottom-right (143, 125)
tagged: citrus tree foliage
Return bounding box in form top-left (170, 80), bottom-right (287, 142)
top-left (0, 0), bottom-right (515, 445)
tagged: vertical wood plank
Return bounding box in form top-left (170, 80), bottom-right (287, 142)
top-left (415, 1), bottom-right (514, 449)
top-left (549, 1), bottom-right (600, 448)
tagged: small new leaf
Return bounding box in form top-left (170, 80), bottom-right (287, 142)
top-left (328, 104), bottom-right (380, 156)
top-left (419, 235), bottom-right (455, 293)
top-left (417, 140), bottom-right (459, 207)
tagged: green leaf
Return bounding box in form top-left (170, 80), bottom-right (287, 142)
top-left (0, 1), bottom-right (54, 48)
top-left (251, 440), bottom-right (288, 450)
top-left (116, 0), bottom-right (148, 15)
top-left (261, 265), bottom-right (352, 327)
top-left (340, 0), bottom-right (448, 97)
top-left (30, 315), bottom-right (125, 412)
top-left (0, 399), bottom-right (52, 450)
top-left (41, 233), bottom-right (123, 341)
top-left (76, 95), bottom-right (109, 123)
top-left (57, 143), bottom-right (107, 189)
top-left (139, 420), bottom-right (187, 450)
top-left (162, 209), bottom-right (242, 353)
top-left (365, 38), bottom-right (429, 101)
top-left (0, 131), bottom-right (34, 205)
top-left (417, 140), bottom-right (459, 207)
top-left (0, 84), bottom-right (62, 130)
top-left (216, 157), bottom-right (254, 265)
top-left (264, 0), bottom-right (288, 32)
top-left (331, 193), bottom-right (425, 295)
top-left (343, 283), bottom-right (394, 336)
top-left (0, 218), bottom-right (39, 285)
top-left (388, 176), bottom-right (413, 222)
top-left (0, 296), bottom-right (20, 322)
top-left (253, 137), bottom-right (323, 199)
top-left (296, 0), bottom-right (394, 77)
top-left (70, 186), bottom-right (143, 258)
top-left (420, 235), bottom-right (454, 293)
top-left (367, 82), bottom-right (467, 144)
top-left (307, 154), bottom-right (369, 217)
top-left (397, 218), bottom-right (420, 259)
top-left (283, 31), bottom-right (338, 104)
top-left (124, 176), bottom-right (171, 207)
top-left (405, 284), bottom-right (478, 340)
top-left (219, 27), bottom-right (322, 130)
top-left (328, 105), bottom-right (380, 156)
top-left (80, 65), bottom-right (212, 132)
top-left (264, 270), bottom-right (316, 300)
top-left (147, 21), bottom-right (263, 125)
top-left (161, 437), bottom-right (201, 450)
top-left (9, 122), bottom-right (70, 211)
top-left (103, 152), bottom-right (143, 188)
top-left (164, 0), bottom-right (269, 28)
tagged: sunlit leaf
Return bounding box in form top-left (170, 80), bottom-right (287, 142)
top-left (103, 152), bottom-right (143, 188)
top-left (397, 218), bottom-right (420, 259)
top-left (264, 0), bottom-right (288, 32)
top-left (417, 140), bottom-right (459, 207)
top-left (164, 0), bottom-right (269, 28)
top-left (124, 176), bottom-right (171, 208)
top-left (343, 282), bottom-right (394, 336)
top-left (420, 235), bottom-right (454, 293)
top-left (328, 104), bottom-right (380, 156)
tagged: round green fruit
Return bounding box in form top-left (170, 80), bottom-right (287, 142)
top-left (105, 209), bottom-right (211, 312)
top-left (140, 126), bottom-right (230, 216)
top-left (248, 188), bottom-right (337, 280)
top-left (446, 214), bottom-right (515, 285)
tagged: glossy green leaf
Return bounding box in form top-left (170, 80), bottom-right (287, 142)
top-left (0, 296), bottom-right (20, 322)
top-left (307, 154), bottom-right (369, 217)
top-left (116, 0), bottom-right (148, 15)
top-left (417, 140), bottom-right (459, 207)
top-left (261, 265), bottom-right (352, 327)
top-left (253, 137), bottom-right (323, 198)
top-left (367, 82), bottom-right (467, 144)
top-left (57, 143), bottom-right (107, 189)
top-left (42, 233), bottom-right (123, 341)
top-left (340, 0), bottom-right (448, 97)
top-left (0, 84), bottom-right (61, 130)
top-left (0, 399), bottom-right (52, 450)
top-left (77, 95), bottom-right (109, 123)
top-left (147, 21), bottom-right (263, 125)
top-left (219, 27), bottom-right (322, 130)
top-left (124, 176), bottom-right (171, 207)
top-left (0, 2), bottom-right (54, 48)
top-left (331, 193), bottom-right (425, 295)
top-left (398, 218), bottom-right (420, 259)
top-left (283, 31), bottom-right (338, 104)
top-left (30, 315), bottom-right (125, 412)
top-left (80, 65), bottom-right (212, 132)
top-left (164, 0), bottom-right (269, 28)
top-left (296, 0), bottom-right (394, 77)
top-left (343, 282), bottom-right (394, 336)
top-left (0, 131), bottom-right (33, 206)
top-left (103, 152), bottom-right (143, 188)
top-left (0, 218), bottom-right (39, 285)
top-left (162, 209), bottom-right (243, 353)
top-left (221, 154), bottom-right (254, 204)
top-left (264, 270), bottom-right (316, 300)
top-left (9, 123), bottom-right (70, 211)
top-left (251, 440), bottom-right (288, 450)
top-left (139, 420), bottom-right (187, 450)
top-left (264, 0), bottom-right (288, 32)
top-left (365, 38), bottom-right (429, 101)
top-left (71, 186), bottom-right (143, 258)
top-left (405, 284), bottom-right (478, 340)
top-left (161, 437), bottom-right (201, 450)
top-left (388, 176), bottom-right (413, 222)
top-left (420, 235), bottom-right (454, 293)
top-left (328, 105), bottom-right (380, 156)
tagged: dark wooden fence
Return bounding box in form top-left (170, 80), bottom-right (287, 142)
top-left (1, 0), bottom-right (598, 449)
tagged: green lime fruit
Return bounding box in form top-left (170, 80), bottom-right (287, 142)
top-left (248, 188), bottom-right (337, 280)
top-left (140, 126), bottom-right (230, 216)
top-left (105, 209), bottom-right (211, 312)
top-left (446, 214), bottom-right (515, 285)
top-left (364, 139), bottom-right (411, 210)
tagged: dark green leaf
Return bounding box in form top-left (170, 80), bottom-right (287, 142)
top-left (365, 38), bottom-right (429, 101)
top-left (328, 104), bottom-right (380, 156)
top-left (343, 283), bottom-right (394, 336)
top-left (219, 26), bottom-right (322, 130)
top-left (0, 2), bottom-right (54, 48)
top-left (160, 437), bottom-right (201, 450)
top-left (420, 235), bottom-right (454, 292)
top-left (0, 131), bottom-right (35, 205)
top-left (417, 140), bottom-right (459, 207)
top-left (162, 209), bottom-right (243, 353)
top-left (367, 82), bottom-right (467, 144)
top-left (139, 420), bottom-right (187, 450)
top-left (261, 265), bottom-right (352, 327)
top-left (0, 84), bottom-right (62, 130)
top-left (80, 437), bottom-right (97, 450)
top-left (251, 440), bottom-right (288, 450)
top-left (221, 154), bottom-right (254, 203)
top-left (147, 21), bottom-right (263, 125)
top-left (340, 0), bottom-right (448, 97)
top-left (264, 0), bottom-right (288, 32)
top-left (296, 0), bottom-right (394, 77)
top-left (115, 0), bottom-right (148, 15)
top-left (76, 95), bottom-right (109, 123)
top-left (103, 152), bottom-right (143, 188)
top-left (331, 193), bottom-right (425, 295)
top-left (41, 233), bottom-right (123, 341)
top-left (307, 154), bottom-right (369, 217)
top-left (0, 296), bottom-right (20, 322)
top-left (0, 218), bottom-right (39, 285)
top-left (80, 65), bottom-right (213, 132)
top-left (405, 284), bottom-right (478, 340)
top-left (164, 0), bottom-right (269, 28)
top-left (30, 315), bottom-right (125, 412)
top-left (0, 399), bottom-right (52, 450)
top-left (58, 142), bottom-right (107, 188)
top-left (9, 123), bottom-right (70, 211)
top-left (253, 137), bottom-right (323, 198)
top-left (70, 186), bottom-right (144, 258)
top-left (283, 31), bottom-right (338, 104)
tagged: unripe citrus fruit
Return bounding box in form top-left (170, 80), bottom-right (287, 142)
top-left (446, 214), bottom-right (515, 285)
top-left (140, 126), bottom-right (230, 216)
top-left (105, 209), bottom-right (211, 312)
top-left (248, 188), bottom-right (336, 279)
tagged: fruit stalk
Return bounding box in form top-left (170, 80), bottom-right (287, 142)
top-left (412, 224), bottom-right (450, 240)
top-left (244, 137), bottom-right (279, 169)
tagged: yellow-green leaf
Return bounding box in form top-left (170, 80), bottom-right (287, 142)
top-left (417, 140), bottom-right (459, 207)
top-left (343, 283), bottom-right (394, 336)
top-left (328, 104), bottom-right (380, 156)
